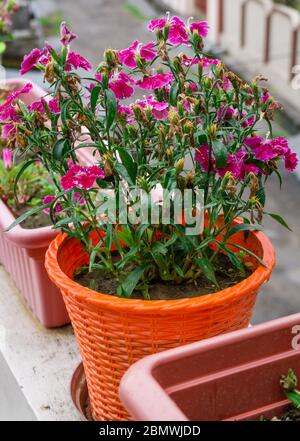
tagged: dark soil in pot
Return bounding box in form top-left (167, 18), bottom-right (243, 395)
top-left (5, 201), bottom-right (51, 229)
top-left (269, 407), bottom-right (300, 421)
top-left (75, 253), bottom-right (250, 300)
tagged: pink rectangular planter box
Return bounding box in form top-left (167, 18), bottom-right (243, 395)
top-left (119, 313), bottom-right (300, 421)
top-left (0, 198), bottom-right (70, 327)
top-left (0, 78), bottom-right (70, 327)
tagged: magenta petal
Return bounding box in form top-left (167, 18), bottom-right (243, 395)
top-left (20, 49), bottom-right (41, 75)
top-left (148, 18), bottom-right (167, 32)
top-left (189, 21), bottom-right (209, 37)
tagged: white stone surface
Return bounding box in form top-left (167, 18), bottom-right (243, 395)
top-left (0, 265), bottom-right (82, 421)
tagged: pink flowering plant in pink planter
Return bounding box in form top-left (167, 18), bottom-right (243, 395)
top-left (2, 16), bottom-right (298, 299)
top-left (0, 147), bottom-right (55, 228)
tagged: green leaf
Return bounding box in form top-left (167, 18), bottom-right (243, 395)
top-left (90, 85), bottom-right (102, 113)
top-left (115, 163), bottom-right (135, 186)
top-left (212, 139), bottom-right (228, 168)
top-left (105, 89), bottom-right (117, 131)
top-left (0, 42), bottom-right (6, 55)
top-left (53, 139), bottom-right (70, 160)
top-left (194, 257), bottom-right (219, 287)
top-left (267, 212), bottom-right (292, 231)
top-left (13, 159), bottom-right (36, 201)
top-left (152, 242), bottom-right (168, 256)
top-left (215, 242), bottom-right (246, 274)
top-left (105, 224), bottom-right (113, 251)
top-left (285, 391), bottom-right (300, 409)
top-left (61, 100), bottom-right (70, 129)
top-left (117, 264), bottom-right (147, 297)
top-left (223, 242), bottom-right (268, 268)
top-left (226, 223), bottom-right (263, 238)
top-left (116, 226), bottom-right (134, 247)
top-left (174, 264), bottom-right (184, 278)
top-left (116, 147), bottom-right (137, 184)
top-left (5, 204), bottom-right (50, 232)
top-left (195, 129), bottom-right (207, 145)
top-left (257, 174), bottom-right (266, 206)
top-left (169, 82), bottom-right (179, 106)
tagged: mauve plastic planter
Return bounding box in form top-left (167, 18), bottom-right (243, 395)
top-left (0, 78), bottom-right (69, 327)
top-left (119, 313), bottom-right (300, 421)
top-left (0, 199), bottom-right (69, 327)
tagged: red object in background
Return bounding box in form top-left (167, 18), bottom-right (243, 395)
top-left (196, 0), bottom-right (207, 13)
top-left (119, 313), bottom-right (300, 421)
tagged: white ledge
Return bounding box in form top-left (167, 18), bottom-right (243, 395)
top-left (0, 265), bottom-right (82, 421)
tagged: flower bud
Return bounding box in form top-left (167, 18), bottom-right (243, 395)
top-left (226, 71), bottom-right (243, 90)
top-left (216, 61), bottom-right (225, 79)
top-left (104, 49), bottom-right (119, 68)
top-left (128, 124), bottom-right (137, 137)
top-left (173, 56), bottom-right (184, 74)
top-left (136, 176), bottom-right (149, 192)
top-left (166, 148), bottom-right (173, 159)
top-left (203, 77), bottom-right (212, 90)
top-left (198, 59), bottom-right (203, 78)
top-left (185, 171), bottom-right (195, 186)
top-left (104, 160), bottom-right (113, 177)
top-left (175, 158), bottom-right (185, 174)
top-left (168, 109), bottom-right (180, 125)
top-left (44, 59), bottom-right (54, 84)
top-left (183, 120), bottom-right (194, 134)
top-left (163, 23), bottom-right (170, 41)
top-left (207, 123), bottom-right (217, 140)
top-left (222, 172), bottom-right (237, 195)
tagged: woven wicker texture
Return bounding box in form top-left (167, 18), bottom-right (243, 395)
top-left (45, 229), bottom-right (275, 421)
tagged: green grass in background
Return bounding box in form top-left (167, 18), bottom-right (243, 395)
top-left (39, 12), bottom-right (65, 37)
top-left (123, 2), bottom-right (151, 21)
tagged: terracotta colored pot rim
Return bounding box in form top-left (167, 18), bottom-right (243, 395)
top-left (45, 226), bottom-right (275, 313)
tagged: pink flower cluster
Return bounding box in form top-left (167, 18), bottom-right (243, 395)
top-left (148, 16), bottom-right (209, 45)
top-left (0, 83), bottom-right (33, 139)
top-left (119, 40), bottom-right (156, 68)
top-left (195, 135), bottom-right (298, 180)
top-left (244, 136), bottom-right (298, 172)
top-left (117, 95), bottom-right (169, 122)
top-left (61, 164), bottom-right (105, 191)
top-left (20, 23), bottom-right (92, 77)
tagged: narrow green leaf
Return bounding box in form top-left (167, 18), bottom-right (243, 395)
top-left (194, 257), bottom-right (219, 287)
top-left (285, 391), bottom-right (300, 409)
top-left (115, 163), bottom-right (135, 186)
top-left (105, 89), bottom-right (117, 130)
top-left (226, 223), bottom-right (263, 238)
top-left (117, 264), bottom-right (147, 297)
top-left (5, 204), bottom-right (50, 232)
top-left (53, 139), bottom-right (70, 160)
top-left (267, 212), bottom-right (292, 231)
top-left (215, 242), bottom-right (246, 274)
top-left (90, 85), bottom-right (102, 113)
top-left (116, 147), bottom-right (137, 184)
top-left (223, 242), bottom-right (268, 268)
top-left (212, 139), bottom-right (228, 168)
top-left (13, 159), bottom-right (35, 200)
top-left (169, 82), bottom-right (179, 106)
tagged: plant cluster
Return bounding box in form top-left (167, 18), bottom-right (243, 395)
top-left (0, 147), bottom-right (55, 217)
top-left (0, 17), bottom-right (298, 298)
top-left (0, 0), bottom-right (18, 55)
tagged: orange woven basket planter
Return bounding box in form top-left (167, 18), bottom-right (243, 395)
top-left (45, 228), bottom-right (275, 421)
